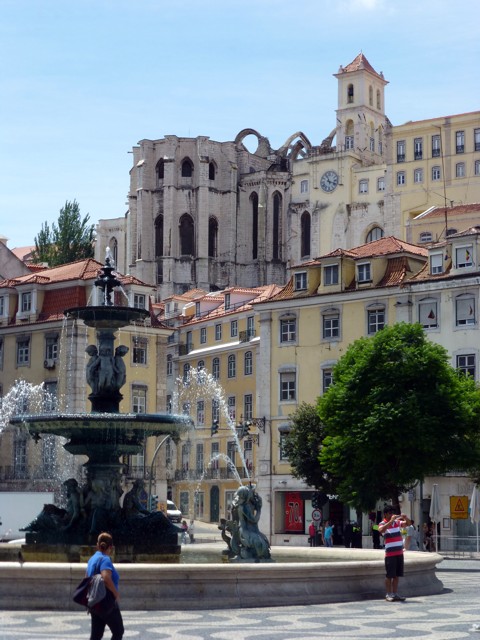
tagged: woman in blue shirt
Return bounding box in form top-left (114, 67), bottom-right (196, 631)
top-left (86, 532), bottom-right (124, 640)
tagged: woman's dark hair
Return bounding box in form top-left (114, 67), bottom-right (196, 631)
top-left (97, 532), bottom-right (113, 552)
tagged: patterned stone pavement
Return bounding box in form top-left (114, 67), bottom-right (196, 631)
top-left (1, 559), bottom-right (480, 639)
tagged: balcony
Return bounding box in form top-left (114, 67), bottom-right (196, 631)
top-left (174, 466), bottom-right (252, 481)
top-left (396, 154), bottom-right (405, 163)
top-left (239, 330), bottom-right (256, 343)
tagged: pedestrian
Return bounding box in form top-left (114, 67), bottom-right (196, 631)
top-left (405, 519), bottom-right (419, 551)
top-left (308, 521), bottom-right (316, 547)
top-left (323, 520), bottom-right (334, 547)
top-left (86, 531), bottom-right (124, 640)
top-left (378, 505), bottom-right (412, 602)
top-left (181, 519), bottom-right (188, 544)
top-left (188, 519), bottom-right (195, 543)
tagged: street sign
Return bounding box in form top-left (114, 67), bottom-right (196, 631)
top-left (311, 509), bottom-right (322, 521)
top-left (450, 495), bottom-right (468, 519)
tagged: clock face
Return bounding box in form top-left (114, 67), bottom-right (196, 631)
top-left (320, 170), bottom-right (339, 193)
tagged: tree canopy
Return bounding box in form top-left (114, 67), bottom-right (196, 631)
top-left (318, 322), bottom-right (480, 512)
top-left (283, 402), bottom-right (335, 494)
top-left (33, 200), bottom-right (95, 266)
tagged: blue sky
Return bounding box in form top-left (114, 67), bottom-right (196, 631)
top-left (1, 0), bottom-right (479, 249)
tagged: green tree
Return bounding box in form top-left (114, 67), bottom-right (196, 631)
top-left (319, 322), bottom-right (480, 512)
top-left (33, 200), bottom-right (95, 266)
top-left (283, 402), bottom-right (335, 494)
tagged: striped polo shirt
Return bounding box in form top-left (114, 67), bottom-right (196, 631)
top-left (380, 518), bottom-right (404, 557)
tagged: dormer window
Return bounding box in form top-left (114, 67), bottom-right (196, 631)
top-left (357, 263), bottom-right (371, 283)
top-left (133, 293), bottom-right (146, 309)
top-left (294, 272), bottom-right (307, 291)
top-left (0, 296), bottom-right (4, 317)
top-left (430, 253), bottom-right (443, 275)
top-left (324, 264), bottom-right (339, 285)
top-left (195, 301), bottom-right (201, 318)
top-left (224, 293), bottom-right (231, 310)
top-left (21, 291), bottom-right (32, 313)
top-left (456, 246), bottom-right (473, 269)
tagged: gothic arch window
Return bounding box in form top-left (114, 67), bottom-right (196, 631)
top-left (376, 89), bottom-right (381, 110)
top-left (109, 237), bottom-right (118, 266)
top-left (179, 213), bottom-right (195, 256)
top-left (208, 216), bottom-right (218, 258)
top-left (155, 215), bottom-right (164, 258)
top-left (208, 161), bottom-right (216, 180)
top-left (301, 212), bottom-right (311, 258)
top-left (156, 159), bottom-right (164, 183)
top-left (347, 83), bottom-right (354, 104)
top-left (272, 191), bottom-right (282, 260)
top-left (181, 158), bottom-right (194, 178)
top-left (250, 192), bottom-right (259, 260)
top-left (369, 85), bottom-right (373, 106)
top-left (366, 226), bottom-right (384, 243)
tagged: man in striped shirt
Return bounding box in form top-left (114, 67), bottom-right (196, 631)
top-left (378, 505), bottom-right (412, 602)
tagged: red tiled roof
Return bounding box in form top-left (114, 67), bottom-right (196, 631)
top-left (414, 204), bottom-right (480, 220)
top-left (377, 256), bottom-right (410, 287)
top-left (339, 53), bottom-right (382, 78)
top-left (37, 287), bottom-right (87, 321)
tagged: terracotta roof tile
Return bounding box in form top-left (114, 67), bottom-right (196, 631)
top-left (37, 287), bottom-right (87, 321)
top-left (413, 204), bottom-right (480, 220)
top-left (338, 53), bottom-right (382, 78)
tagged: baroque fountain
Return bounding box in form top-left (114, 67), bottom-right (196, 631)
top-left (0, 254), bottom-right (444, 610)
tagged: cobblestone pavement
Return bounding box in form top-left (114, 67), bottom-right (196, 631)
top-left (1, 559), bottom-right (480, 639)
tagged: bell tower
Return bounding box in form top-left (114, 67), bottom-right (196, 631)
top-left (334, 53), bottom-right (389, 164)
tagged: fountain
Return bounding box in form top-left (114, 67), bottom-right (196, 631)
top-left (9, 254), bottom-right (191, 562)
top-left (0, 255), bottom-right (444, 609)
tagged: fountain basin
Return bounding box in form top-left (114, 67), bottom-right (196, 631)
top-left (65, 305), bottom-right (150, 328)
top-left (0, 547), bottom-right (443, 610)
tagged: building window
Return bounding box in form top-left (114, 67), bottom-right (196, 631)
top-left (347, 83), bottom-right (354, 103)
top-left (132, 337), bottom-right (147, 365)
top-left (42, 435), bottom-right (56, 478)
top-left (279, 428), bottom-right (290, 461)
top-left (456, 295), bottom-right (476, 326)
top-left (228, 396), bottom-right (236, 421)
top-left (244, 438), bottom-right (253, 472)
top-left (196, 400), bottom-right (205, 426)
top-left (21, 291), bottom-right (32, 313)
top-left (244, 394), bottom-right (253, 420)
top-left (280, 317), bottom-right (296, 343)
top-left (456, 246), bottom-right (473, 268)
top-left (475, 160), bottom-right (480, 176)
top-left (396, 171), bottom-right (406, 186)
top-left (200, 327), bottom-right (207, 344)
top-left (419, 232), bottom-right (432, 243)
top-left (181, 158), bottom-right (193, 177)
top-left (212, 357), bottom-right (220, 380)
top-left (358, 263), bottom-right (371, 283)
top-left (251, 192), bottom-right (259, 260)
top-left (209, 161), bottom-right (216, 180)
top-left (414, 138), bottom-right (423, 160)
top-left (322, 310), bottom-right (340, 339)
top-left (345, 135), bottom-right (354, 150)
top-left (179, 213), bottom-right (195, 256)
top-left (300, 179), bottom-right (308, 193)
top-left (132, 385), bottom-right (147, 413)
top-left (280, 372), bottom-right (296, 401)
top-left (369, 137), bottom-right (375, 152)
top-left (414, 168), bottom-right (424, 183)
top-left (17, 338), bottom-right (30, 366)
top-left (430, 253), bottom-right (443, 274)
top-left (247, 315), bottom-right (255, 339)
top-left (183, 363), bottom-right (190, 384)
top-left (475, 128), bottom-right (480, 152)
top-left (324, 264), bottom-right (339, 285)
top-left (208, 216), bottom-right (218, 258)
top-left (456, 130), bottom-right (465, 154)
top-left (301, 212), bottom-right (311, 258)
top-left (432, 166), bottom-right (441, 181)
top-left (432, 134), bottom-right (441, 157)
top-left (377, 177), bottom-right (385, 191)
top-left (195, 443), bottom-right (204, 474)
top-left (0, 296), bottom-right (4, 316)
top-left (294, 272), bottom-right (307, 291)
top-left (166, 394), bottom-right (172, 413)
top-left (133, 293), bottom-right (146, 309)
top-left (244, 351), bottom-right (253, 376)
top-left (367, 307), bottom-right (385, 334)
top-left (419, 299), bottom-right (438, 329)
top-left (366, 227), bottom-right (383, 243)
top-left (13, 435), bottom-right (28, 479)
top-left (166, 354), bottom-right (173, 376)
top-left (457, 354), bottom-right (476, 378)
top-left (43, 381), bottom-right (58, 413)
top-left (230, 320), bottom-right (238, 338)
top-left (215, 324), bottom-right (222, 340)
top-left (322, 369), bottom-right (333, 393)
top-left (396, 140), bottom-right (406, 162)
top-left (227, 354), bottom-right (236, 378)
top-left (359, 179), bottom-right (368, 194)
top-left (456, 162), bottom-right (466, 178)
top-left (224, 293), bottom-right (231, 310)
top-left (181, 443), bottom-right (190, 471)
top-left (0, 339), bottom-right (3, 370)
top-left (45, 335), bottom-right (59, 361)
top-left (212, 398), bottom-right (220, 423)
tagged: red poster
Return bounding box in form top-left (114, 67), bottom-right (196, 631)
top-left (284, 491), bottom-right (304, 532)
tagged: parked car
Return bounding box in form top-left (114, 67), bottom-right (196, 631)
top-left (167, 500), bottom-right (182, 523)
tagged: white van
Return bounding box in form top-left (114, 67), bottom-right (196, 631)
top-left (167, 500), bottom-right (182, 523)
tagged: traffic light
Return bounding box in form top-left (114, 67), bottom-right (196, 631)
top-left (311, 493), bottom-right (320, 509)
top-left (242, 422), bottom-right (251, 438)
top-left (149, 495), bottom-right (158, 511)
top-left (211, 420), bottom-right (219, 436)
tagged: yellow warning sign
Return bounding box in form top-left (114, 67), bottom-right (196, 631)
top-left (450, 495), bottom-right (468, 520)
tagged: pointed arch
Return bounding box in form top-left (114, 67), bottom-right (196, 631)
top-left (272, 191), bottom-right (282, 260)
top-left (301, 212), bottom-right (311, 259)
top-left (156, 158), bottom-right (164, 183)
top-left (181, 158), bottom-right (194, 178)
top-left (278, 131), bottom-right (313, 161)
top-left (250, 192), bottom-right (259, 260)
top-left (347, 83), bottom-right (354, 104)
top-left (208, 216), bottom-right (218, 258)
top-left (179, 213), bottom-right (195, 256)
top-left (109, 237), bottom-right (118, 266)
top-left (155, 215), bottom-right (164, 258)
top-left (208, 161), bottom-right (216, 180)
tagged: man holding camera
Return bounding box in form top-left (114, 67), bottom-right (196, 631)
top-left (378, 505), bottom-right (412, 602)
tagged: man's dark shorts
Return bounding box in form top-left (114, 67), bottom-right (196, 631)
top-left (385, 554), bottom-right (404, 578)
